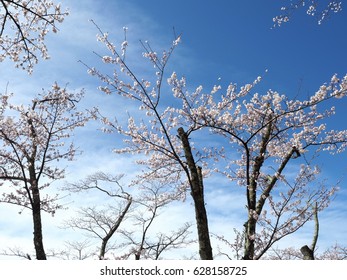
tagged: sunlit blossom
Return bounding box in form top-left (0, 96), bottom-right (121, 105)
top-left (0, 0), bottom-right (68, 72)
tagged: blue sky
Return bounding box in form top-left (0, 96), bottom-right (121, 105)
top-left (0, 0), bottom-right (346, 259)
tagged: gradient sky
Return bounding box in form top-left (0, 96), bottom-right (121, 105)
top-left (0, 0), bottom-right (346, 259)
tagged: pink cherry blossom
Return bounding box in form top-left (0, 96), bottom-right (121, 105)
top-left (0, 0), bottom-right (68, 73)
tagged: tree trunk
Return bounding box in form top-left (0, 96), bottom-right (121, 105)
top-left (99, 198), bottom-right (132, 259)
top-left (300, 245), bottom-right (314, 260)
top-left (243, 122), bottom-right (272, 260)
top-left (243, 213), bottom-right (256, 260)
top-left (31, 183), bottom-right (47, 260)
top-left (301, 202), bottom-right (319, 260)
top-left (242, 124), bottom-right (298, 259)
top-left (177, 127), bottom-right (213, 260)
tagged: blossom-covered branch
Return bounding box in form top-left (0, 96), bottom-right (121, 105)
top-left (273, 0), bottom-right (342, 27)
top-left (0, 0), bottom-right (68, 72)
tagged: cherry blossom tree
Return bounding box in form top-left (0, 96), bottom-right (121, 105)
top-left (171, 70), bottom-right (347, 259)
top-left (265, 202), bottom-right (346, 260)
top-left (266, 243), bottom-right (347, 260)
top-left (319, 243), bottom-right (347, 259)
top-left (273, 0), bottom-right (342, 26)
top-left (0, 247), bottom-right (33, 259)
top-left (85, 23), bottom-right (347, 260)
top-left (0, 84), bottom-right (95, 259)
top-left (0, 0), bottom-right (68, 72)
top-left (83, 23), bottom-right (213, 260)
top-left (62, 240), bottom-right (95, 260)
top-left (63, 172), bottom-right (193, 260)
top-left (1, 240), bottom-right (96, 260)
top-left (62, 172), bottom-right (133, 260)
top-left (117, 182), bottom-right (193, 260)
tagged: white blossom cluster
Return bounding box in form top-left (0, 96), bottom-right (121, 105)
top-left (0, 0), bottom-right (68, 72)
top-left (0, 84), bottom-right (96, 215)
top-left (273, 0), bottom-right (342, 27)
